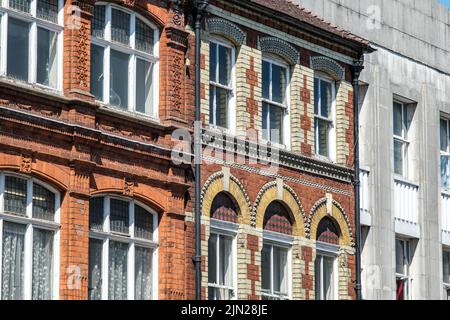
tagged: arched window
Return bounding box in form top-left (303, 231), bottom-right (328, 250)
top-left (90, 3), bottom-right (159, 117)
top-left (208, 192), bottom-right (238, 300)
top-left (88, 195), bottom-right (158, 300)
top-left (0, 172), bottom-right (60, 300)
top-left (209, 37), bottom-right (235, 132)
top-left (0, 0), bottom-right (63, 90)
top-left (315, 216), bottom-right (340, 300)
top-left (261, 201), bottom-right (292, 300)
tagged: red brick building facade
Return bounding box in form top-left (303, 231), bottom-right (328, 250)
top-left (0, 0), bottom-right (369, 300)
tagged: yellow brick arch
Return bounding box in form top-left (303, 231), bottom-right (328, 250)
top-left (253, 182), bottom-right (305, 237)
top-left (201, 172), bottom-right (251, 225)
top-left (308, 198), bottom-right (354, 246)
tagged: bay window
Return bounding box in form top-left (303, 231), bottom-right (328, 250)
top-left (262, 58), bottom-right (289, 146)
top-left (90, 4), bottom-right (159, 117)
top-left (0, 172), bottom-right (60, 300)
top-left (395, 238), bottom-right (411, 300)
top-left (88, 196), bottom-right (158, 300)
top-left (261, 241), bottom-right (289, 300)
top-left (314, 74), bottom-right (336, 160)
top-left (0, 0), bottom-right (63, 90)
top-left (209, 39), bottom-right (234, 131)
top-left (441, 117), bottom-right (450, 189)
top-left (393, 101), bottom-right (410, 176)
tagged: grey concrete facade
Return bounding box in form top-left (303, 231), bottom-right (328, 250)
top-left (293, 0), bottom-right (450, 299)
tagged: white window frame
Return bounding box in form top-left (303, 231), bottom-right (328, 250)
top-left (315, 242), bottom-right (339, 300)
top-left (0, 171), bottom-right (60, 300)
top-left (261, 230), bottom-right (292, 300)
top-left (261, 55), bottom-right (291, 149)
top-left (313, 72), bottom-right (336, 162)
top-left (208, 218), bottom-right (238, 300)
top-left (88, 195), bottom-right (159, 300)
top-left (395, 238), bottom-right (411, 300)
top-left (208, 37), bottom-right (236, 134)
top-left (440, 117), bottom-right (450, 191)
top-left (91, 3), bottom-right (160, 118)
top-left (393, 101), bottom-right (410, 178)
top-left (0, 0), bottom-right (64, 91)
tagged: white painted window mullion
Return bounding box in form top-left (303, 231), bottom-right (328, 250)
top-left (26, 179), bottom-right (33, 218)
top-left (129, 54), bottom-right (136, 111)
top-left (23, 224), bottom-right (33, 300)
top-left (128, 242), bottom-right (135, 300)
top-left (0, 14), bottom-right (8, 75)
top-left (0, 173), bottom-right (4, 212)
top-left (29, 21), bottom-right (37, 84)
top-left (0, 218), bottom-right (3, 300)
top-left (102, 238), bottom-right (109, 300)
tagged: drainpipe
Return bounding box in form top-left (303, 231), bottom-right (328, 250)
top-left (193, 0), bottom-right (208, 301)
top-left (351, 53), bottom-right (365, 300)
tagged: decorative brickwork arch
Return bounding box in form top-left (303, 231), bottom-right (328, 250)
top-left (310, 56), bottom-right (345, 81)
top-left (206, 17), bottom-right (247, 46)
top-left (201, 172), bottom-right (251, 225)
top-left (253, 181), bottom-right (305, 236)
top-left (259, 37), bottom-right (300, 65)
top-left (308, 198), bottom-right (353, 246)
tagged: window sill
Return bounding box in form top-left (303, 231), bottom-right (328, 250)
top-left (97, 104), bottom-right (163, 128)
top-left (393, 175), bottom-right (419, 188)
top-left (0, 76), bottom-right (62, 98)
top-left (313, 154), bottom-right (336, 165)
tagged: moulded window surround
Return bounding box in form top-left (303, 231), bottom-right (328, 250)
top-left (207, 221), bottom-right (237, 300)
top-left (393, 101), bottom-right (410, 177)
top-left (261, 237), bottom-right (291, 300)
top-left (88, 195), bottom-right (158, 300)
top-left (261, 55), bottom-right (290, 149)
top-left (209, 37), bottom-right (236, 134)
top-left (0, 0), bottom-right (64, 91)
top-left (395, 238), bottom-right (411, 300)
top-left (440, 117), bottom-right (450, 190)
top-left (0, 172), bottom-right (60, 300)
top-left (90, 3), bottom-right (159, 118)
top-left (313, 72), bottom-right (336, 162)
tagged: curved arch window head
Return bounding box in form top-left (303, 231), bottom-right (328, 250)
top-left (90, 4), bottom-right (159, 117)
top-left (262, 57), bottom-right (289, 146)
top-left (316, 216), bottom-right (340, 245)
top-left (0, 172), bottom-right (60, 300)
top-left (0, 0), bottom-right (63, 90)
top-left (210, 192), bottom-right (239, 223)
top-left (263, 201), bottom-right (293, 235)
top-left (88, 196), bottom-right (158, 300)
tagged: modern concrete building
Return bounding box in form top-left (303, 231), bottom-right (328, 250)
top-left (293, 0), bottom-right (450, 299)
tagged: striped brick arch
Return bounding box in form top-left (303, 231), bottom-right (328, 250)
top-left (263, 201), bottom-right (293, 235)
top-left (210, 192), bottom-right (239, 223)
top-left (316, 216), bottom-right (340, 245)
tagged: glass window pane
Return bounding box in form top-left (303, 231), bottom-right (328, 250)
top-left (218, 45), bottom-right (231, 86)
top-left (215, 87), bottom-right (229, 128)
top-left (7, 18), bottom-right (29, 82)
top-left (4, 176), bottom-right (27, 216)
top-left (209, 42), bottom-right (217, 82)
top-left (262, 61), bottom-right (270, 100)
top-left (134, 205), bottom-right (153, 240)
top-left (135, 246), bottom-right (152, 300)
top-left (2, 222), bottom-right (26, 300)
top-left (441, 155), bottom-right (450, 189)
top-left (314, 256), bottom-right (321, 300)
top-left (273, 246), bottom-right (287, 295)
top-left (91, 5), bottom-right (106, 38)
top-left (394, 140), bottom-right (404, 175)
top-left (9, 0), bottom-right (30, 13)
top-left (269, 105), bottom-right (283, 144)
top-left (323, 256), bottom-right (335, 300)
top-left (32, 183), bottom-right (55, 221)
top-left (108, 241), bottom-right (128, 300)
top-left (90, 44), bottom-right (104, 101)
top-left (88, 238), bottom-right (102, 300)
top-left (271, 64), bottom-right (286, 104)
top-left (320, 80), bottom-right (332, 118)
top-left (443, 251), bottom-right (450, 285)
top-left (262, 103), bottom-right (269, 141)
top-left (395, 239), bottom-right (405, 275)
top-left (314, 77), bottom-right (319, 115)
top-left (136, 59), bottom-right (153, 114)
top-left (37, 0), bottom-right (58, 23)
top-left (261, 244), bottom-right (271, 291)
top-left (32, 228), bottom-right (53, 300)
top-left (219, 235), bottom-right (232, 287)
top-left (89, 197), bottom-right (104, 231)
top-left (37, 28), bottom-right (58, 88)
top-left (110, 50), bottom-right (129, 109)
top-left (109, 198), bottom-right (129, 234)
top-left (393, 102), bottom-right (403, 137)
top-left (441, 119), bottom-right (448, 152)
top-left (316, 118), bottom-right (330, 157)
top-left (111, 9), bottom-right (130, 46)
top-left (208, 233), bottom-right (217, 285)
top-left (135, 19), bottom-right (153, 54)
